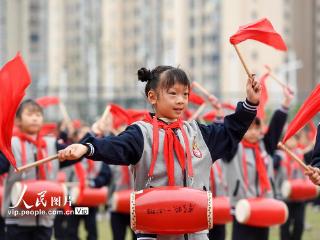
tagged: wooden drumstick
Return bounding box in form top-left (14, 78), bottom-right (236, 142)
top-left (16, 154), bottom-right (59, 172)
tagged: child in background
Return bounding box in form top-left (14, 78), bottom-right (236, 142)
top-left (58, 65), bottom-right (261, 240)
top-left (0, 99), bottom-right (81, 240)
top-left (222, 87), bottom-right (293, 240)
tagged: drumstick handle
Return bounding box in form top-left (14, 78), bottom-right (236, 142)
top-left (16, 154), bottom-right (59, 172)
top-left (278, 142), bottom-right (308, 170)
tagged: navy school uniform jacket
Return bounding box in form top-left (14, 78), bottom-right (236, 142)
top-left (311, 124), bottom-right (320, 169)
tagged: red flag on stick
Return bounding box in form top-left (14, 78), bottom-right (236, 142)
top-left (36, 96), bottom-right (60, 107)
top-left (126, 109), bottom-right (148, 123)
top-left (230, 18), bottom-right (287, 78)
top-left (257, 72), bottom-right (270, 120)
top-left (189, 90), bottom-right (205, 105)
top-left (110, 104), bottom-right (132, 129)
top-left (282, 84), bottom-right (320, 143)
top-left (0, 54), bottom-right (31, 169)
top-left (202, 110), bottom-right (217, 122)
top-left (230, 18), bottom-right (287, 51)
top-left (221, 102), bottom-right (236, 111)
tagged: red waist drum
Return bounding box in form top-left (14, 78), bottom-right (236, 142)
top-left (11, 180), bottom-right (67, 211)
top-left (235, 198), bottom-right (288, 227)
top-left (130, 186), bottom-right (213, 234)
top-left (281, 179), bottom-right (320, 201)
top-left (71, 186), bottom-right (108, 207)
top-left (212, 196), bottom-right (232, 224)
top-left (111, 189), bottom-right (132, 213)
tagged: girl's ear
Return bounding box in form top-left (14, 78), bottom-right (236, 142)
top-left (147, 90), bottom-right (157, 105)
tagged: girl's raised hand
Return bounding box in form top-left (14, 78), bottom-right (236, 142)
top-left (58, 144), bottom-right (88, 161)
top-left (246, 75), bottom-right (261, 105)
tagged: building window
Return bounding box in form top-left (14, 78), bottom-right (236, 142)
top-left (190, 36), bottom-right (195, 47)
top-left (30, 34), bottom-right (39, 43)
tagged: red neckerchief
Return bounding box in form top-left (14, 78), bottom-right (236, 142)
top-left (87, 159), bottom-right (95, 175)
top-left (242, 140), bottom-right (271, 195)
top-left (16, 131), bottom-right (48, 179)
top-left (144, 114), bottom-right (193, 186)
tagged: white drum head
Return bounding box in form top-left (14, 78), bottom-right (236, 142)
top-left (281, 180), bottom-right (291, 199)
top-left (235, 199), bottom-right (251, 224)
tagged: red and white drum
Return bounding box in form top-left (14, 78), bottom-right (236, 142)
top-left (130, 186), bottom-right (213, 234)
top-left (71, 186), bottom-right (108, 207)
top-left (111, 189), bottom-right (131, 213)
top-left (11, 180), bottom-right (67, 211)
top-left (212, 197), bottom-right (232, 224)
top-left (281, 179), bottom-right (320, 201)
top-left (235, 198), bottom-right (288, 227)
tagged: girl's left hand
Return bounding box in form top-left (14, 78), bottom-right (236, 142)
top-left (246, 75), bottom-right (261, 105)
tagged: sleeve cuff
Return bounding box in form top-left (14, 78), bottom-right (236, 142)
top-left (243, 99), bottom-right (258, 111)
top-left (83, 143), bottom-right (94, 157)
top-left (280, 105), bottom-right (289, 114)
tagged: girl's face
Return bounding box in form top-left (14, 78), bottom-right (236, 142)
top-left (16, 107), bottom-right (44, 135)
top-left (149, 83), bottom-right (189, 120)
top-left (243, 123), bottom-right (261, 143)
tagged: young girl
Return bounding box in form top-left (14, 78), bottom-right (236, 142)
top-left (58, 66), bottom-right (261, 240)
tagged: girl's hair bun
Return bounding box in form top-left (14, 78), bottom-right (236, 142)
top-left (137, 68), bottom-right (153, 82)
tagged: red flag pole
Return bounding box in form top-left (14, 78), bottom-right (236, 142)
top-left (278, 142), bottom-right (308, 170)
top-left (233, 44), bottom-right (252, 79)
top-left (16, 154), bottom-right (59, 172)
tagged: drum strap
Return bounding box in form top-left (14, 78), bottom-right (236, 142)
top-left (144, 114), bottom-right (193, 186)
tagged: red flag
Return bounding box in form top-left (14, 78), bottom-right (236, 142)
top-left (257, 73), bottom-right (270, 120)
top-left (110, 104), bottom-right (132, 129)
top-left (282, 84), bottom-right (320, 143)
top-left (221, 102), bottom-right (236, 111)
top-left (0, 54), bottom-right (31, 169)
top-left (36, 96), bottom-right (60, 107)
top-left (126, 109), bottom-right (148, 123)
top-left (230, 18), bottom-right (287, 51)
top-left (40, 123), bottom-right (58, 137)
top-left (189, 90), bottom-right (205, 105)
top-left (202, 110), bottom-right (217, 122)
